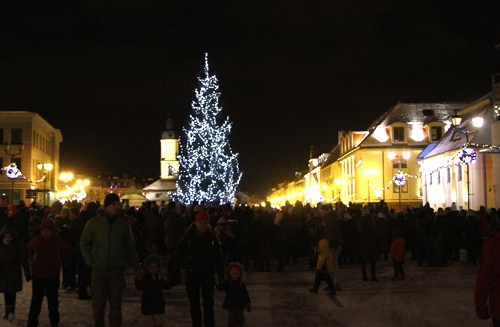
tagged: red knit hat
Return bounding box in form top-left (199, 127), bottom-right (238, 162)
top-left (229, 266), bottom-right (240, 274)
top-left (195, 210), bottom-right (210, 223)
top-left (40, 219), bottom-right (57, 233)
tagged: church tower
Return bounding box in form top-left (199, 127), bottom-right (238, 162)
top-left (160, 116), bottom-right (179, 179)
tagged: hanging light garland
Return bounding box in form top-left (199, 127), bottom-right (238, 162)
top-left (1, 164), bottom-right (46, 183)
top-left (367, 142), bottom-right (500, 192)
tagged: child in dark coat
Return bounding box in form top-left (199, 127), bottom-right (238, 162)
top-left (216, 262), bottom-right (251, 327)
top-left (0, 226), bottom-right (31, 322)
top-left (135, 254), bottom-right (174, 327)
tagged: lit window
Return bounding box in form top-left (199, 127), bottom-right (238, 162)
top-left (393, 127), bottom-right (406, 142)
top-left (392, 161), bottom-right (408, 169)
top-left (431, 126), bottom-right (443, 141)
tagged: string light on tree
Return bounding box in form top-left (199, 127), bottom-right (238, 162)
top-left (176, 53), bottom-right (242, 204)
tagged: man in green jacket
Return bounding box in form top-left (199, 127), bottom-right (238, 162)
top-left (80, 193), bottom-right (143, 327)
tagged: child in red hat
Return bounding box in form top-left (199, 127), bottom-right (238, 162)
top-left (216, 262), bottom-right (251, 327)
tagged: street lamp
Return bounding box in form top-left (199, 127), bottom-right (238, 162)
top-left (37, 162), bottom-right (53, 205)
top-left (3, 142), bottom-right (24, 204)
top-left (334, 179), bottom-right (347, 202)
top-left (388, 150), bottom-right (411, 210)
top-left (451, 112), bottom-right (484, 210)
top-left (361, 169), bottom-right (378, 204)
top-left (59, 172), bottom-right (74, 184)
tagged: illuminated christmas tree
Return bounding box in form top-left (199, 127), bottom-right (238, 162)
top-left (176, 53), bottom-right (241, 204)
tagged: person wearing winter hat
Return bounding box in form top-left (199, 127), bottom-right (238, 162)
top-left (216, 262), bottom-right (251, 327)
top-left (173, 210), bottom-right (225, 327)
top-left (75, 202), bottom-right (99, 300)
top-left (135, 254), bottom-right (174, 327)
top-left (0, 226), bottom-right (31, 322)
top-left (80, 193), bottom-right (143, 327)
top-left (26, 219), bottom-right (70, 327)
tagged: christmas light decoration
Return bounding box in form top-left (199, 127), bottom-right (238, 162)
top-left (5, 163), bottom-right (21, 179)
top-left (393, 172), bottom-right (406, 186)
top-left (175, 53), bottom-right (241, 204)
top-left (459, 148), bottom-right (477, 165)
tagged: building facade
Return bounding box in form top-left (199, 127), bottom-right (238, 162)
top-left (0, 111), bottom-right (62, 205)
top-left (142, 116), bottom-right (179, 202)
top-left (420, 96), bottom-right (495, 210)
top-left (268, 102), bottom-right (469, 209)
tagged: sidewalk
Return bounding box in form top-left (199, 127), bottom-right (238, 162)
top-left (2, 255), bottom-right (490, 327)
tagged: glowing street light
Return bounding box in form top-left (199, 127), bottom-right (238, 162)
top-left (362, 169), bottom-right (378, 204)
top-left (59, 172), bottom-right (74, 183)
top-left (37, 162), bottom-right (53, 205)
top-left (334, 179), bottom-right (347, 202)
top-left (451, 112), bottom-right (484, 210)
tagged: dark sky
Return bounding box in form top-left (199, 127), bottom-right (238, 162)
top-left (1, 0), bottom-right (499, 197)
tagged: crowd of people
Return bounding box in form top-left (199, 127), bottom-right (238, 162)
top-left (0, 194), bottom-right (499, 326)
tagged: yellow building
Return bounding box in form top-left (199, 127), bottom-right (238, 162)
top-left (268, 102), bottom-right (469, 209)
top-left (0, 111), bottom-right (62, 205)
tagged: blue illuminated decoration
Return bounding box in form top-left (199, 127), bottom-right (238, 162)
top-left (5, 163), bottom-right (22, 179)
top-left (460, 148), bottom-right (477, 165)
top-left (393, 172), bottom-right (406, 186)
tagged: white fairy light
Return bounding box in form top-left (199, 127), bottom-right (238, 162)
top-left (175, 53), bottom-right (242, 204)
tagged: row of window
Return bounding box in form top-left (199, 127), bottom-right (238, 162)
top-left (33, 130), bottom-right (51, 155)
top-left (0, 128), bottom-right (52, 156)
top-left (0, 128), bottom-right (22, 145)
top-left (393, 126), bottom-right (443, 143)
top-left (428, 166), bottom-right (463, 185)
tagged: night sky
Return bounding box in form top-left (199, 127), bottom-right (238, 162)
top-left (1, 1), bottom-right (499, 197)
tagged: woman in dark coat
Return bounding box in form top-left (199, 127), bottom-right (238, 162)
top-left (374, 212), bottom-right (391, 260)
top-left (358, 214), bottom-right (379, 281)
top-left (0, 226), bottom-right (31, 321)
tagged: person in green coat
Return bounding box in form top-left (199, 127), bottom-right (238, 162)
top-left (80, 193), bottom-right (144, 327)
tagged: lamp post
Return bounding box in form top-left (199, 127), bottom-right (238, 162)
top-left (361, 169), bottom-right (378, 204)
top-left (37, 162), bottom-right (53, 205)
top-left (388, 150), bottom-right (411, 210)
top-left (3, 142), bottom-right (24, 204)
top-left (334, 179), bottom-right (347, 202)
top-left (451, 113), bottom-right (484, 210)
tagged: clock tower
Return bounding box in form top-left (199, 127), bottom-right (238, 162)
top-left (160, 116), bottom-right (179, 179)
